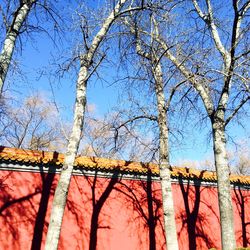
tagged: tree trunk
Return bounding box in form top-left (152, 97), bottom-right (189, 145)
top-left (44, 65), bottom-right (88, 250)
top-left (212, 118), bottom-right (236, 250)
top-left (153, 63), bottom-right (179, 250)
top-left (0, 1), bottom-right (35, 94)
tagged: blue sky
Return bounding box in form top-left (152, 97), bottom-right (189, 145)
top-left (11, 36), bottom-right (249, 166)
top-left (2, 1), bottom-right (249, 166)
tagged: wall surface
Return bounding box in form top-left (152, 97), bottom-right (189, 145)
top-left (0, 169), bottom-right (249, 250)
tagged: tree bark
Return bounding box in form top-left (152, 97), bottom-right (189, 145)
top-left (0, 1), bottom-right (35, 94)
top-left (131, 15), bottom-right (179, 248)
top-left (153, 63), bottom-right (179, 250)
top-left (44, 65), bottom-right (88, 250)
top-left (212, 115), bottom-right (236, 250)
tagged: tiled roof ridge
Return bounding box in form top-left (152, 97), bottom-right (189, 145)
top-left (0, 146), bottom-right (250, 185)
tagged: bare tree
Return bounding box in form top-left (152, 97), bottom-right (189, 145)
top-left (0, 93), bottom-right (67, 151)
top-left (142, 1), bottom-right (250, 249)
top-left (81, 112), bottom-right (154, 160)
top-left (44, 1), bottom-right (146, 249)
top-left (228, 140), bottom-right (250, 175)
top-left (120, 14), bottom-right (182, 249)
top-left (233, 151), bottom-right (250, 176)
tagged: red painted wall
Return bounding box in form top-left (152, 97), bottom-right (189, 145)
top-left (0, 170), bottom-right (249, 250)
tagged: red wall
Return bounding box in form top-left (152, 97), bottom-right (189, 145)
top-left (0, 170), bottom-right (249, 250)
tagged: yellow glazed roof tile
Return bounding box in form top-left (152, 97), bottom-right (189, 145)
top-left (0, 146), bottom-right (249, 185)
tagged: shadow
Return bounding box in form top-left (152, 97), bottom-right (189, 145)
top-left (0, 173), bottom-right (41, 248)
top-left (233, 185), bottom-right (250, 247)
top-left (114, 168), bottom-right (162, 250)
top-left (0, 148), bottom-right (59, 250)
top-left (178, 170), bottom-right (215, 250)
top-left (0, 189), bottom-right (40, 215)
top-left (179, 177), bottom-right (201, 250)
top-left (88, 171), bottom-right (119, 250)
top-left (66, 164), bottom-right (121, 250)
top-left (146, 171), bottom-right (157, 250)
top-left (30, 152), bottom-right (58, 250)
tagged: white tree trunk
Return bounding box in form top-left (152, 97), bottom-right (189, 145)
top-left (134, 18), bottom-right (179, 247)
top-left (153, 63), bottom-right (179, 250)
top-left (44, 65), bottom-right (88, 250)
top-left (212, 117), bottom-right (236, 250)
top-left (0, 1), bottom-right (35, 94)
top-left (45, 1), bottom-right (128, 249)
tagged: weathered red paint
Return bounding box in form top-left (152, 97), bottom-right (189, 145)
top-left (0, 170), bottom-right (249, 250)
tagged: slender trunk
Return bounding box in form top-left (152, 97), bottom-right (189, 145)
top-left (0, 1), bottom-right (35, 94)
top-left (212, 118), bottom-right (236, 250)
top-left (45, 65), bottom-right (88, 250)
top-left (153, 63), bottom-right (179, 250)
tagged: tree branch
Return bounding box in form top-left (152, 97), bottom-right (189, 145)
top-left (115, 115), bottom-right (157, 131)
top-left (193, 0), bottom-right (230, 64)
top-left (225, 95), bottom-right (250, 126)
top-left (165, 79), bottom-right (187, 110)
top-left (153, 34), bottom-right (214, 116)
top-left (84, 52), bottom-right (106, 82)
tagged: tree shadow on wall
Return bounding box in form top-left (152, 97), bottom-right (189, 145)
top-left (67, 168), bottom-right (120, 250)
top-left (88, 171), bottom-right (119, 250)
top-left (66, 164), bottom-right (163, 250)
top-left (0, 149), bottom-right (58, 250)
top-left (114, 169), bottom-right (163, 250)
top-left (0, 170), bottom-right (41, 248)
top-left (178, 170), bottom-right (217, 250)
top-left (30, 154), bottom-right (58, 250)
top-left (233, 185), bottom-right (250, 247)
